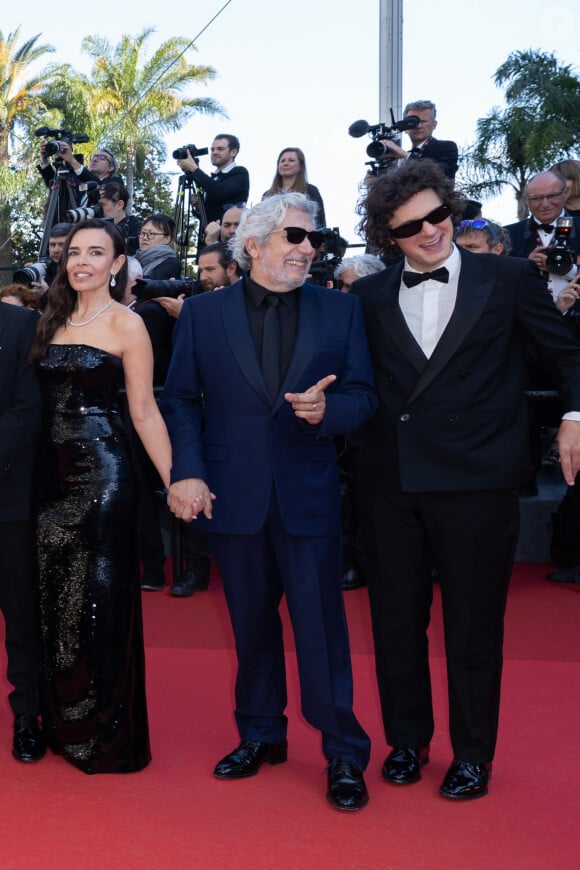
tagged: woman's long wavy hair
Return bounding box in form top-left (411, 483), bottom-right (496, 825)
top-left (31, 219), bottom-right (127, 359)
top-left (265, 148), bottom-right (308, 196)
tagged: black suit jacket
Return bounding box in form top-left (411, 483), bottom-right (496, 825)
top-left (352, 250), bottom-right (580, 493)
top-left (0, 305), bottom-right (41, 521)
top-left (505, 214), bottom-right (580, 258)
top-left (408, 136), bottom-right (458, 179)
top-left (187, 164), bottom-right (250, 223)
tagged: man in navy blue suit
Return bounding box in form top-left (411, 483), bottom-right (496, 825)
top-left (160, 193), bottom-right (376, 811)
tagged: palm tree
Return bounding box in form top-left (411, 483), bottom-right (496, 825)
top-left (0, 28), bottom-right (54, 279)
top-left (459, 50), bottom-right (580, 219)
top-left (48, 29), bottom-right (223, 204)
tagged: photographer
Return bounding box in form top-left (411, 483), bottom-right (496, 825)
top-left (175, 134), bottom-right (249, 224)
top-left (99, 182), bottom-right (141, 255)
top-left (38, 141), bottom-right (122, 194)
top-left (377, 100), bottom-right (458, 180)
top-left (506, 170), bottom-right (580, 301)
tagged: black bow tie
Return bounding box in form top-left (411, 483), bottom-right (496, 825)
top-left (532, 221), bottom-right (554, 233)
top-left (402, 267), bottom-right (449, 288)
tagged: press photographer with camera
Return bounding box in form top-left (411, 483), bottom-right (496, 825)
top-left (505, 170), bottom-right (580, 301)
top-left (38, 134), bottom-right (122, 193)
top-left (368, 100), bottom-right (458, 180)
top-left (175, 134), bottom-right (250, 224)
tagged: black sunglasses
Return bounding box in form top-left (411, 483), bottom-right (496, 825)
top-left (272, 226), bottom-right (325, 247)
top-left (389, 204), bottom-right (452, 239)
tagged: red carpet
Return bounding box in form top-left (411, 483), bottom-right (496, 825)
top-left (0, 563), bottom-right (579, 869)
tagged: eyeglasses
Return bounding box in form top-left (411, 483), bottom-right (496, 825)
top-left (271, 226), bottom-right (325, 247)
top-left (389, 204), bottom-right (452, 239)
top-left (526, 188), bottom-right (566, 205)
top-left (139, 231), bottom-right (167, 240)
top-left (93, 154), bottom-right (112, 162)
top-left (457, 219), bottom-right (498, 239)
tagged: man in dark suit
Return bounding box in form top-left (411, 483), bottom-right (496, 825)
top-left (160, 193), bottom-right (376, 811)
top-left (382, 100), bottom-right (458, 180)
top-left (505, 170), bottom-right (580, 297)
top-left (0, 302), bottom-right (45, 763)
top-left (352, 160), bottom-right (580, 800)
top-left (176, 133), bottom-right (250, 224)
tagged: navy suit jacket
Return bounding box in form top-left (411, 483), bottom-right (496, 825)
top-left (352, 249), bottom-right (580, 493)
top-left (0, 305), bottom-right (41, 522)
top-left (160, 279), bottom-right (377, 536)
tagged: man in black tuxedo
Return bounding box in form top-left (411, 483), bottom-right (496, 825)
top-left (176, 133), bottom-right (250, 224)
top-left (352, 160), bottom-right (580, 800)
top-left (382, 100), bottom-right (458, 180)
top-left (505, 170), bottom-right (580, 299)
top-left (0, 302), bottom-right (45, 763)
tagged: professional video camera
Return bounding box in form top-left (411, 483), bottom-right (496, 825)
top-left (13, 258), bottom-right (51, 286)
top-left (349, 110), bottom-right (419, 175)
top-left (132, 276), bottom-right (199, 302)
top-left (308, 227), bottom-right (344, 288)
top-left (35, 125), bottom-right (90, 160)
top-left (546, 217), bottom-right (576, 276)
top-left (172, 144), bottom-right (209, 160)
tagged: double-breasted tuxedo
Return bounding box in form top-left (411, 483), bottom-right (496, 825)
top-left (408, 137), bottom-right (458, 179)
top-left (160, 278), bottom-right (376, 767)
top-left (352, 249), bottom-right (580, 762)
top-left (0, 303), bottom-right (42, 715)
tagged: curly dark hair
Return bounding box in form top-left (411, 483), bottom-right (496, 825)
top-left (357, 159), bottom-right (466, 257)
top-left (32, 219), bottom-right (127, 359)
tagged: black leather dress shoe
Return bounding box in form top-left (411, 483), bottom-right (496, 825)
top-left (213, 739), bottom-right (288, 779)
top-left (12, 714), bottom-right (46, 763)
top-left (382, 746), bottom-right (429, 784)
top-left (439, 759), bottom-right (491, 800)
top-left (341, 566), bottom-right (366, 591)
top-left (170, 570), bottom-right (196, 597)
top-left (326, 758), bottom-right (369, 811)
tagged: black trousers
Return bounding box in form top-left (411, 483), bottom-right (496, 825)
top-left (361, 488), bottom-right (519, 763)
top-left (0, 520), bottom-right (41, 715)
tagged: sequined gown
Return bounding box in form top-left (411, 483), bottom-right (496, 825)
top-left (37, 344), bottom-right (151, 774)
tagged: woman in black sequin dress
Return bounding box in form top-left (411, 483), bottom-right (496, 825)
top-left (31, 220), bottom-right (172, 773)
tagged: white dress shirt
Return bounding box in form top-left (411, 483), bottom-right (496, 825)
top-left (398, 245), bottom-right (461, 357)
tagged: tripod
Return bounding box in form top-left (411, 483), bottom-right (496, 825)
top-left (173, 174), bottom-right (208, 274)
top-left (38, 165), bottom-right (79, 258)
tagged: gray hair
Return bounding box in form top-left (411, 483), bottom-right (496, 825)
top-left (404, 100), bottom-right (436, 118)
top-left (126, 255), bottom-right (143, 282)
top-left (231, 192), bottom-right (318, 272)
top-left (335, 254), bottom-right (385, 280)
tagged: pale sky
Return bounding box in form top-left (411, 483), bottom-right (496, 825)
top-left (5, 0), bottom-right (580, 243)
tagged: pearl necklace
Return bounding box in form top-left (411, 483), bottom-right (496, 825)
top-left (67, 298), bottom-right (114, 327)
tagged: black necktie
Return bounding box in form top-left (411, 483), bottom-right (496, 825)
top-left (261, 294), bottom-right (281, 401)
top-left (402, 267), bottom-right (449, 288)
top-left (532, 221), bottom-right (554, 233)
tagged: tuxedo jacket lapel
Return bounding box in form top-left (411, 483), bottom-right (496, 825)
top-left (407, 252), bottom-right (494, 403)
top-left (374, 264), bottom-right (428, 374)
